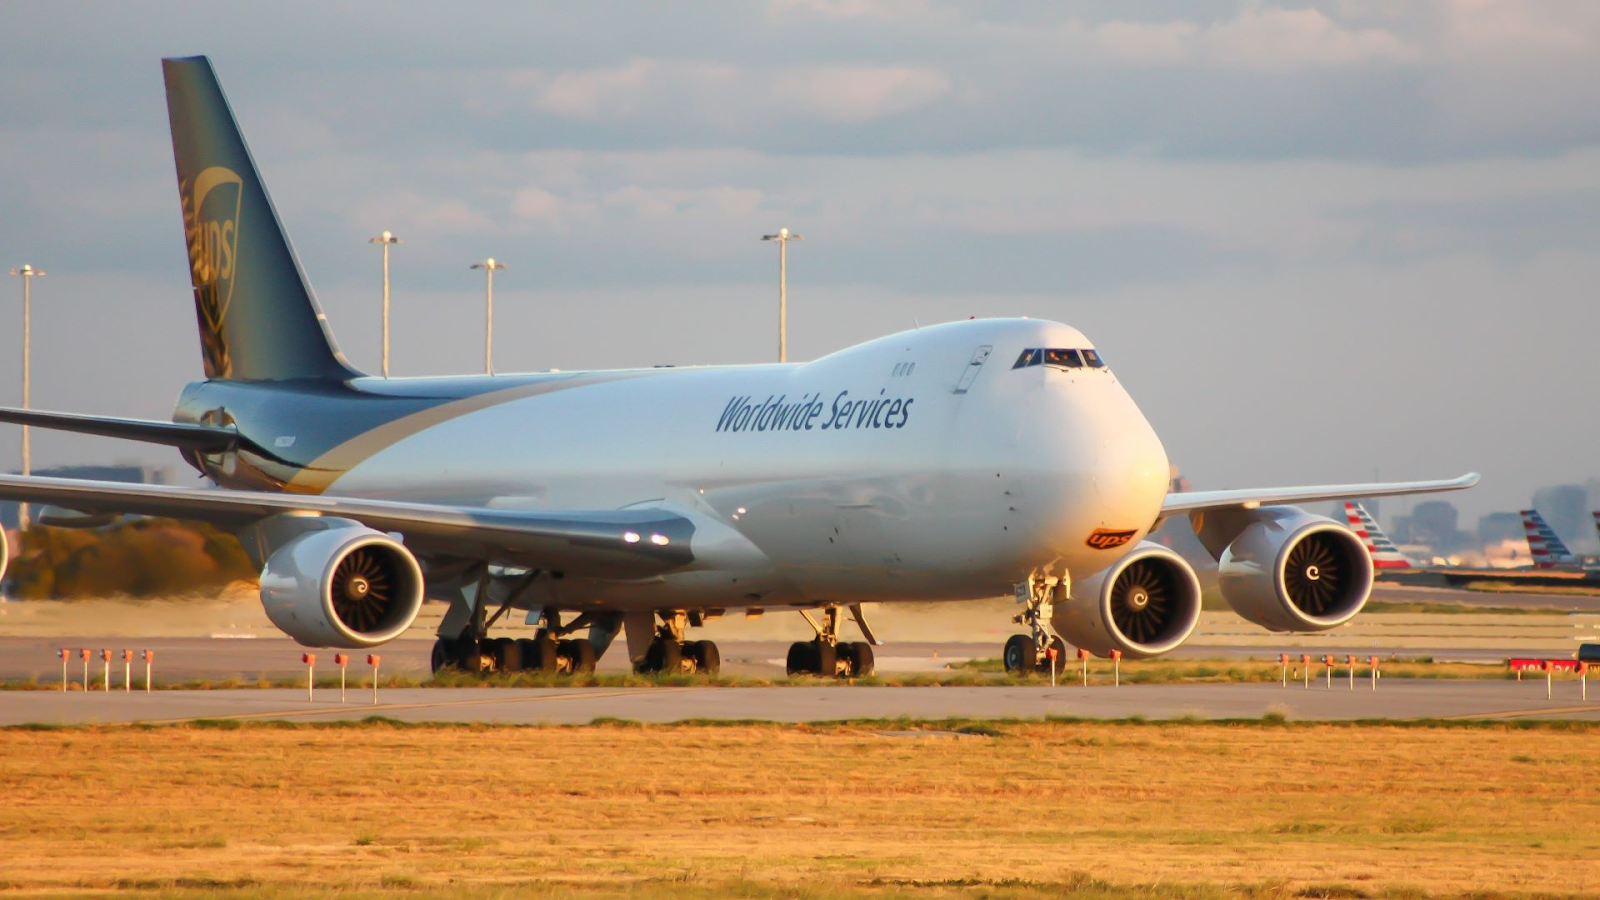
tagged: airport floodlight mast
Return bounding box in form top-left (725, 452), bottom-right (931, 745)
top-left (761, 227), bottom-right (803, 363)
top-left (368, 230), bottom-right (400, 377)
top-left (469, 257), bottom-right (506, 375)
top-left (7, 263), bottom-right (42, 530)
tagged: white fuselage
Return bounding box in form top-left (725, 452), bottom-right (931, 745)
top-left (327, 318), bottom-right (1171, 612)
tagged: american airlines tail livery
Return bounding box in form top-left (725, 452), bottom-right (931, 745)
top-left (0, 57), bottom-right (1479, 677)
top-left (1342, 502), bottom-right (1413, 570)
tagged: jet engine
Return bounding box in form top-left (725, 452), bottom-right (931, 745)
top-left (258, 521), bottom-right (425, 648)
top-left (1218, 507), bottom-right (1373, 632)
top-left (1051, 542), bottom-right (1202, 659)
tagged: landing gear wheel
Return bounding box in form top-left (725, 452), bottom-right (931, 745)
top-left (527, 632), bottom-right (559, 673)
top-left (430, 638), bottom-right (457, 674)
top-left (489, 637), bottom-right (520, 673)
top-left (515, 639), bottom-right (540, 672)
top-left (1045, 636), bottom-right (1067, 677)
top-left (840, 641), bottom-right (875, 677)
top-left (455, 637), bottom-right (488, 675)
top-left (645, 638), bottom-right (683, 674)
top-left (1004, 634), bottom-right (1036, 676)
top-left (559, 638), bottom-right (598, 674)
top-left (786, 641), bottom-right (811, 677)
top-left (687, 640), bottom-right (720, 675)
top-left (814, 641), bottom-right (838, 678)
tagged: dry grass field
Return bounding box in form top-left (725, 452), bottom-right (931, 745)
top-left (1, 720), bottom-right (1597, 898)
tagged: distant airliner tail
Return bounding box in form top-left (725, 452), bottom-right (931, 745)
top-left (1343, 501), bottom-right (1412, 569)
top-left (162, 56), bottom-right (357, 382)
top-left (1521, 509), bottom-right (1578, 568)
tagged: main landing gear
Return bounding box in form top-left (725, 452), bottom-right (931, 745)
top-left (786, 605), bottom-right (875, 678)
top-left (633, 610), bottom-right (721, 675)
top-left (1002, 576), bottom-right (1067, 676)
top-left (429, 568), bottom-right (606, 676)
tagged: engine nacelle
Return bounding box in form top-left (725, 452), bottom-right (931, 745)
top-left (259, 521), bottom-right (425, 648)
top-left (1218, 507), bottom-right (1373, 632)
top-left (1052, 542), bottom-right (1202, 659)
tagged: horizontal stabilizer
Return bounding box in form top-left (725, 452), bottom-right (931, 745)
top-left (0, 407), bottom-right (237, 453)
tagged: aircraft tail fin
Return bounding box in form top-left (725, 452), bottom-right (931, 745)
top-left (162, 56), bottom-right (357, 382)
top-left (1520, 509), bottom-right (1578, 568)
top-left (1343, 501), bottom-right (1412, 569)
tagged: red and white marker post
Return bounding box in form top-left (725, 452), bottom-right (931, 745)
top-left (1369, 655), bottom-right (1380, 691)
top-left (1077, 648), bottom-right (1089, 687)
top-left (1346, 655), bottom-right (1356, 691)
top-left (58, 648), bottom-right (69, 692)
top-left (334, 654), bottom-right (349, 703)
top-left (1300, 654), bottom-right (1311, 690)
top-left (1579, 661), bottom-right (1588, 703)
top-left (1110, 649), bottom-right (1122, 687)
top-left (142, 650), bottom-right (154, 693)
top-left (367, 654), bottom-right (381, 705)
top-left (1279, 653), bottom-right (1289, 688)
top-left (302, 653), bottom-right (317, 702)
top-left (1323, 655), bottom-right (1335, 690)
top-left (122, 650), bottom-right (133, 693)
top-left (79, 648), bottom-right (90, 692)
top-left (1543, 660), bottom-right (1554, 701)
top-left (1047, 644), bottom-right (1059, 687)
top-left (100, 649), bottom-right (112, 692)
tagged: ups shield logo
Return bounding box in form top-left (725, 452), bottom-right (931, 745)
top-left (183, 166), bottom-right (243, 378)
top-left (1086, 528), bottom-right (1137, 551)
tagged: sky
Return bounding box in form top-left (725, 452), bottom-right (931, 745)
top-left (0, 1), bottom-right (1597, 535)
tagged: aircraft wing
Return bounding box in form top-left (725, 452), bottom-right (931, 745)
top-left (0, 475), bottom-right (694, 578)
top-left (0, 406), bottom-right (237, 453)
top-left (1160, 472), bottom-right (1480, 514)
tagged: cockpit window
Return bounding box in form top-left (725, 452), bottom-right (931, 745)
top-left (1043, 348), bottom-right (1083, 368)
top-left (1014, 348), bottom-right (1107, 371)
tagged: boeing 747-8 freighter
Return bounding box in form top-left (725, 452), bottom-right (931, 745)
top-left (0, 57), bottom-right (1478, 677)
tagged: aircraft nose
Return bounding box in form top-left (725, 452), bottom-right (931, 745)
top-left (1094, 417), bottom-right (1168, 527)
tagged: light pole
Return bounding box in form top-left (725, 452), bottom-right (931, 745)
top-left (368, 230), bottom-right (400, 378)
top-left (761, 227), bottom-right (803, 362)
top-left (469, 258), bottom-right (505, 375)
top-left (7, 264), bottom-right (43, 531)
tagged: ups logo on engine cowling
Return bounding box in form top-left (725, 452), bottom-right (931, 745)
top-left (1086, 528), bottom-right (1137, 550)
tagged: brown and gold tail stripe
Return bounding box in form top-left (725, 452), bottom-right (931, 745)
top-left (285, 371), bottom-right (650, 494)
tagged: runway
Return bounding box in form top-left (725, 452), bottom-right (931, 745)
top-left (2, 678), bottom-right (1595, 726)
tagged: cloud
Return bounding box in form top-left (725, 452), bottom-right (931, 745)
top-left (505, 59), bottom-right (951, 127)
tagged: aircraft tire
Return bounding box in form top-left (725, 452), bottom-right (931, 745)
top-left (785, 641), bottom-right (812, 676)
top-left (1003, 634), bottom-right (1036, 676)
top-left (528, 633), bottom-right (559, 673)
top-left (515, 639), bottom-right (541, 672)
top-left (815, 640), bottom-right (838, 678)
top-left (456, 638), bottom-right (487, 675)
top-left (842, 641), bottom-right (874, 677)
top-left (561, 638), bottom-right (598, 674)
top-left (688, 640), bottom-right (720, 675)
top-left (490, 637), bottom-right (520, 673)
top-left (649, 638), bottom-right (684, 675)
top-left (430, 638), bottom-right (455, 674)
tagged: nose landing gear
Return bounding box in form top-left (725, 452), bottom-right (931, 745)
top-left (1002, 575), bottom-right (1068, 677)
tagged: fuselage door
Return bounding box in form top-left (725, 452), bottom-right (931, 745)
top-left (953, 345), bottom-right (992, 395)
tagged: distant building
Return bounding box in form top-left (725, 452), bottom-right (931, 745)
top-left (0, 464), bottom-right (175, 530)
top-left (1477, 511), bottom-right (1523, 546)
top-left (1393, 500), bottom-right (1470, 555)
